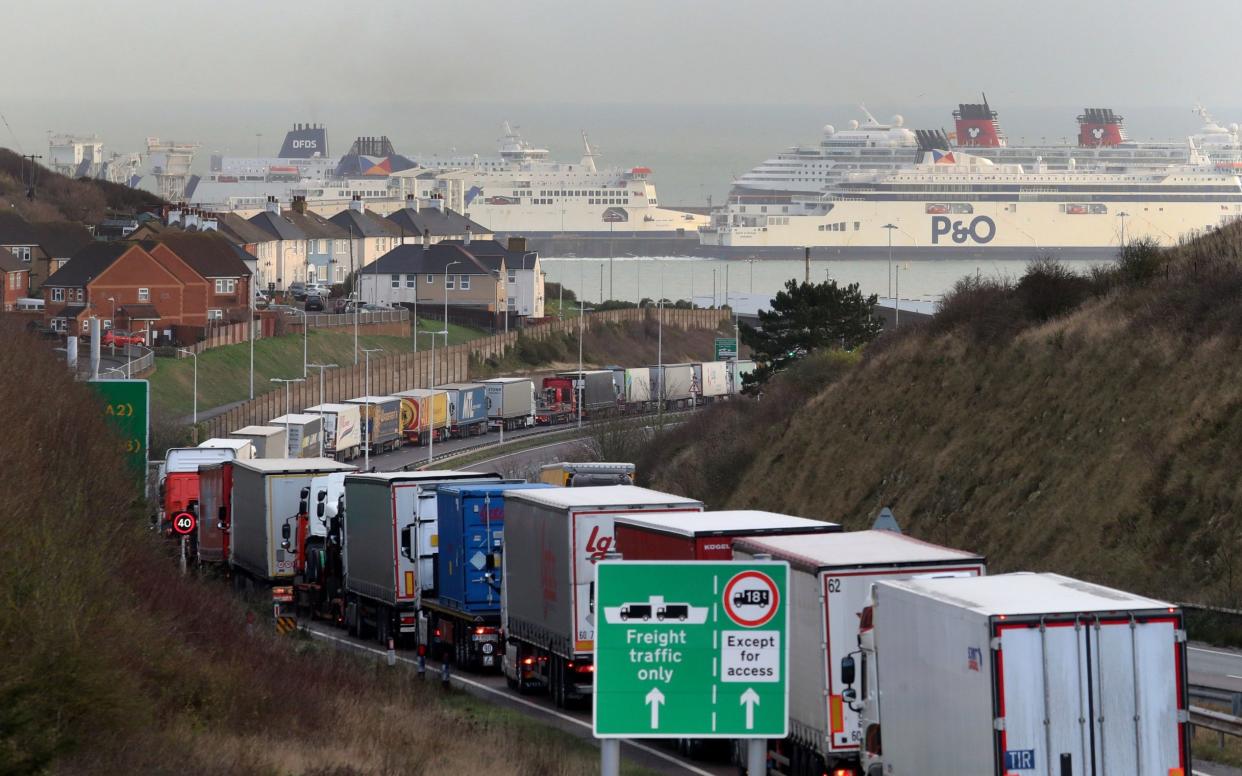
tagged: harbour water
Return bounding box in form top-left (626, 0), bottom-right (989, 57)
top-left (542, 255), bottom-right (1114, 308)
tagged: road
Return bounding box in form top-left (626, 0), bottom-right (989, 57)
top-left (302, 622), bottom-right (732, 776)
top-left (1191, 642), bottom-right (1242, 694)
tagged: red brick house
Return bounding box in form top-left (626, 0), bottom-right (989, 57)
top-left (0, 250), bottom-right (31, 312)
top-left (144, 233), bottom-right (251, 324)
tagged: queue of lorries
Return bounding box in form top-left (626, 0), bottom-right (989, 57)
top-left (160, 447), bottom-right (1190, 775)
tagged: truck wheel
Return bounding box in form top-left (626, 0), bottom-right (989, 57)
top-left (551, 659), bottom-right (565, 707)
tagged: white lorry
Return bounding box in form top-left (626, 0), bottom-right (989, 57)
top-left (839, 572), bottom-right (1190, 776)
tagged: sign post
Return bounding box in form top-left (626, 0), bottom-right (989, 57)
top-left (595, 560), bottom-right (789, 772)
top-left (87, 379), bottom-right (150, 487)
top-left (714, 337), bottom-right (738, 361)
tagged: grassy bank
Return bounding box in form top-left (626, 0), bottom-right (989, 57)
top-left (0, 320), bottom-right (654, 775)
top-left (150, 318), bottom-right (486, 416)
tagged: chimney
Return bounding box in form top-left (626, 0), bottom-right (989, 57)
top-left (350, 194), bottom-right (363, 213)
top-left (201, 215), bottom-right (218, 231)
top-left (183, 210), bottom-right (200, 230)
top-left (507, 236), bottom-right (526, 253)
top-left (405, 193), bottom-right (418, 213)
top-left (167, 207), bottom-right (182, 226)
top-left (429, 198), bottom-right (444, 213)
top-left (266, 196), bottom-right (280, 215)
top-left (422, 228), bottom-right (430, 251)
top-left (464, 224), bottom-right (471, 246)
top-left (292, 195), bottom-right (307, 215)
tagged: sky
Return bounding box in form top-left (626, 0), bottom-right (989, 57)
top-left (4, 0), bottom-right (1241, 202)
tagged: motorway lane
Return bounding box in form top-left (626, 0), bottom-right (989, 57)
top-left (302, 622), bottom-right (733, 776)
top-left (358, 421), bottom-right (575, 472)
top-left (1190, 642), bottom-right (1242, 693)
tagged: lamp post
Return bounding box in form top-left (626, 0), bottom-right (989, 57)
top-left (444, 260), bottom-right (460, 333)
top-left (657, 264), bottom-right (664, 421)
top-left (270, 377), bottom-right (306, 456)
top-left (307, 362), bottom-right (338, 457)
top-left (883, 223), bottom-right (898, 300)
top-left (352, 290), bottom-right (360, 365)
top-left (419, 331), bottom-right (448, 465)
top-left (576, 303), bottom-right (595, 430)
top-left (360, 348), bottom-right (383, 471)
top-left (107, 296), bottom-right (116, 356)
top-left (746, 258), bottom-right (756, 293)
top-left (1117, 211), bottom-right (1130, 249)
top-left (296, 307), bottom-right (308, 378)
top-left (177, 348), bottom-right (198, 426)
top-left (249, 276), bottom-right (255, 400)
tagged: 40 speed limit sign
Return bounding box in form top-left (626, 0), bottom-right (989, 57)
top-left (171, 511), bottom-right (197, 536)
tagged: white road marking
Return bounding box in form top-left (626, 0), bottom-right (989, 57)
top-left (1189, 645), bottom-right (1242, 659)
top-left (1227, 674), bottom-right (1242, 680)
top-left (304, 625), bottom-right (717, 776)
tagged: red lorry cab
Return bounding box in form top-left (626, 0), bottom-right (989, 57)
top-left (161, 447), bottom-right (244, 532)
top-left (614, 510), bottom-right (841, 561)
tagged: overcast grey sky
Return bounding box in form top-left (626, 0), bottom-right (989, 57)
top-left (6, 0), bottom-right (1241, 107)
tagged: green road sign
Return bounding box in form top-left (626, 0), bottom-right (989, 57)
top-left (594, 560), bottom-right (789, 738)
top-left (88, 379), bottom-right (150, 480)
top-left (714, 337), bottom-right (738, 361)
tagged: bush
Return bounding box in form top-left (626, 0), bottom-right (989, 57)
top-left (1118, 238), bottom-right (1165, 285)
top-left (931, 275), bottom-right (1022, 344)
top-left (1015, 258), bottom-right (1092, 322)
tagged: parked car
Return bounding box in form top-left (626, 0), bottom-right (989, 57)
top-left (304, 294), bottom-right (325, 312)
top-left (102, 329), bottom-right (145, 347)
top-left (253, 290), bottom-right (271, 308)
top-left (288, 281), bottom-right (307, 300)
top-left (305, 282), bottom-right (331, 297)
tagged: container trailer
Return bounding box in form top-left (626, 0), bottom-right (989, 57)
top-left (303, 403), bottom-right (362, 461)
top-left (197, 438), bottom-right (255, 459)
top-left (732, 531), bottom-right (986, 775)
top-left (842, 573), bottom-right (1189, 776)
top-left (341, 470), bottom-right (502, 646)
top-left (556, 370), bottom-right (618, 416)
top-left (393, 388), bottom-right (450, 445)
top-left (727, 359), bottom-right (757, 395)
top-left (424, 482), bottom-right (555, 670)
top-left (500, 485), bottom-right (703, 707)
top-left (481, 377), bottom-right (535, 431)
top-left (229, 425), bottom-right (288, 459)
top-left (651, 363), bottom-right (694, 408)
top-left (344, 396), bottom-right (403, 454)
top-left (435, 382), bottom-right (489, 438)
top-left (538, 461), bottom-right (635, 487)
top-left (615, 510), bottom-right (839, 561)
top-left (268, 414), bottom-right (323, 458)
top-left (622, 367), bottom-right (652, 410)
top-left (693, 360), bottom-right (730, 403)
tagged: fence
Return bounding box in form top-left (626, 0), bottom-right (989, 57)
top-left (178, 319), bottom-right (278, 355)
top-left (203, 307), bottom-right (727, 437)
top-left (303, 309), bottom-right (409, 329)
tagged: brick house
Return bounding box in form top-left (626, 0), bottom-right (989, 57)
top-left (29, 221), bottom-right (95, 292)
top-left (144, 233), bottom-right (251, 324)
top-left (0, 250), bottom-right (31, 312)
top-left (357, 239), bottom-right (506, 312)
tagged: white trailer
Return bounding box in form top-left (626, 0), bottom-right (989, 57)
top-left (480, 377), bottom-right (535, 430)
top-left (696, 360), bottom-right (729, 401)
top-left (270, 414), bottom-right (323, 458)
top-left (197, 438), bottom-right (255, 459)
top-left (733, 531), bottom-right (986, 775)
top-left (623, 367), bottom-right (652, 407)
top-left (851, 573), bottom-right (1190, 776)
top-left (304, 403), bottom-right (362, 461)
top-left (229, 425), bottom-right (288, 459)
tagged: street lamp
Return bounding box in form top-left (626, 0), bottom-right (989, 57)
top-left (657, 264), bottom-right (665, 420)
top-left (249, 276), bottom-right (256, 400)
top-left (177, 348), bottom-right (198, 426)
top-left (270, 377), bottom-right (306, 456)
top-left (444, 260), bottom-right (460, 333)
top-left (576, 303), bottom-right (595, 430)
top-left (746, 258), bottom-right (756, 293)
top-left (296, 307), bottom-right (308, 378)
top-left (360, 348), bottom-right (383, 471)
top-left (418, 331), bottom-right (448, 465)
top-left (1117, 211), bottom-right (1130, 249)
top-left (307, 362), bottom-right (339, 457)
top-left (107, 296), bottom-right (117, 356)
top-left (883, 223), bottom-right (898, 300)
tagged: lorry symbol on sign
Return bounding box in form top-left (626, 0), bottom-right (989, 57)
top-left (733, 589), bottom-right (770, 609)
top-left (604, 595), bottom-right (708, 625)
top-left (723, 571), bottom-right (780, 628)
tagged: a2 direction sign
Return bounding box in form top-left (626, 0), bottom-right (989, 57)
top-left (594, 560), bottom-right (789, 738)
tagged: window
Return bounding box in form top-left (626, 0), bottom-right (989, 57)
top-left (446, 274), bottom-right (455, 290)
top-left (81, 319), bottom-right (89, 333)
top-left (459, 274), bottom-right (470, 290)
top-left (138, 287), bottom-right (150, 302)
top-left (207, 309), bottom-right (223, 320)
top-left (51, 288), bottom-right (64, 302)
top-left (76, 289), bottom-right (84, 302)
top-left (8, 246), bottom-right (30, 262)
top-left (319, 239), bottom-right (327, 253)
top-left (508, 270), bottom-right (516, 283)
top-left (391, 274), bottom-right (400, 289)
top-left (406, 274), bottom-right (416, 288)
top-left (102, 319), bottom-right (112, 330)
top-left (426, 274), bottom-right (434, 285)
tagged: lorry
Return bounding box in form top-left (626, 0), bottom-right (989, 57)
top-left (501, 485), bottom-right (703, 707)
top-left (538, 461), bottom-right (635, 487)
top-left (198, 438), bottom-right (255, 459)
top-left (732, 531), bottom-right (986, 776)
top-left (692, 360), bottom-right (730, 404)
top-left (344, 396), bottom-right (403, 454)
top-left (435, 382), bottom-right (489, 438)
top-left (196, 460), bottom-right (235, 564)
top-left (425, 482), bottom-right (555, 670)
top-left (727, 359), bottom-right (757, 395)
top-left (160, 446), bottom-right (245, 530)
top-left (839, 573), bottom-right (1189, 776)
top-left (535, 374), bottom-right (576, 425)
top-left (341, 470), bottom-right (502, 647)
top-left (481, 377), bottom-right (535, 431)
top-left (614, 510), bottom-right (839, 561)
top-left (651, 363), bottom-right (694, 408)
top-left (303, 403), bottom-right (362, 461)
top-left (393, 388), bottom-right (450, 445)
top-left (270, 414), bottom-right (324, 458)
top-left (621, 366), bottom-right (652, 411)
top-left (229, 425), bottom-right (288, 459)
top-left (556, 370), bottom-right (618, 417)
top-left (228, 458), bottom-right (356, 585)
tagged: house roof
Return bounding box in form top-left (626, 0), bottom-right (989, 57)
top-left (358, 243), bottom-right (503, 276)
top-left (216, 212), bottom-right (274, 245)
top-left (0, 212), bottom-right (39, 246)
top-left (50, 304), bottom-right (87, 319)
top-left (386, 203), bottom-right (490, 238)
top-left (145, 232), bottom-right (252, 279)
top-left (441, 238), bottom-right (538, 270)
top-left (283, 209), bottom-right (348, 240)
top-left (44, 242), bottom-right (132, 287)
top-left (0, 251), bottom-right (25, 272)
top-left (248, 210), bottom-right (307, 241)
top-left (30, 221), bottom-right (95, 258)
top-left (330, 208), bottom-right (401, 239)
top-left (119, 303), bottom-right (161, 320)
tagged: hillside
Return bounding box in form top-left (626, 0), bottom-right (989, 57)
top-left (640, 232), bottom-right (1242, 606)
top-left (0, 321), bottom-right (646, 775)
top-left (0, 147), bottom-right (163, 222)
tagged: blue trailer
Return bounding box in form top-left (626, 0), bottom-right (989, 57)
top-left (425, 482), bottom-right (555, 670)
top-left (436, 382), bottom-right (489, 438)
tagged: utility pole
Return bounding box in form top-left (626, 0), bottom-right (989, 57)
top-left (350, 226), bottom-right (358, 365)
top-left (883, 223), bottom-right (898, 299)
top-left (20, 154), bottom-right (43, 198)
top-left (576, 302), bottom-right (595, 431)
top-left (804, 246), bottom-right (810, 285)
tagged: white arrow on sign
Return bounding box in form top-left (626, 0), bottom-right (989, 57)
top-left (646, 687), bottom-right (665, 729)
top-left (740, 688), bottom-right (760, 730)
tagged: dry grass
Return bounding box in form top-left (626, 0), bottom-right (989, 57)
top-left (0, 320), bottom-right (650, 775)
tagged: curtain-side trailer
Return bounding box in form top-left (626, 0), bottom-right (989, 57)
top-left (304, 403), bottom-right (362, 461)
top-left (436, 382), bottom-right (489, 438)
top-left (229, 425), bottom-right (288, 459)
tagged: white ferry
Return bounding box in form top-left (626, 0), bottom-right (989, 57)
top-left (701, 131), bottom-right (1242, 258)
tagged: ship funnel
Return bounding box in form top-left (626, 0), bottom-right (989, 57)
top-left (1078, 108), bottom-right (1128, 147)
top-left (953, 94), bottom-right (1005, 148)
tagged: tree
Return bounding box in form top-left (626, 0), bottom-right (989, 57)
top-left (739, 278), bottom-right (881, 391)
